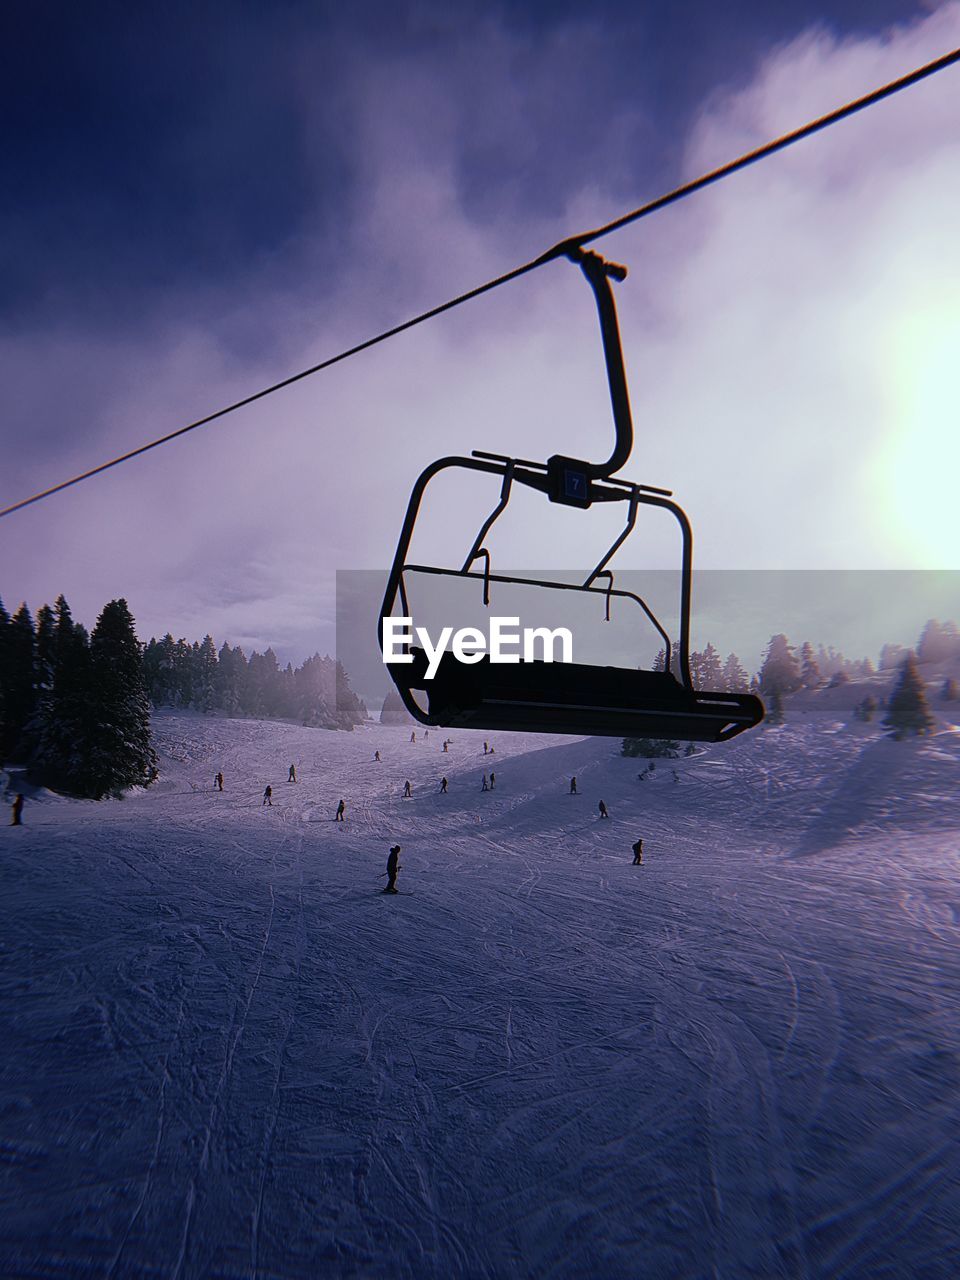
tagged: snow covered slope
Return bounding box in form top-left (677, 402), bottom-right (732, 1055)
top-left (2, 711), bottom-right (959, 1278)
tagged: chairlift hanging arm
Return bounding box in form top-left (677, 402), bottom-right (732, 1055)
top-left (565, 246), bottom-right (634, 482)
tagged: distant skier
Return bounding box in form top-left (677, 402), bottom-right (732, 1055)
top-left (288, 764), bottom-right (297, 783)
top-left (403, 780), bottom-right (412, 798)
top-left (570, 776), bottom-right (578, 795)
top-left (11, 793), bottom-right (25, 826)
top-left (440, 777), bottom-right (448, 793)
top-left (384, 844), bottom-right (402, 893)
top-left (410, 731), bottom-right (417, 744)
top-left (488, 745), bottom-right (495, 755)
top-left (442, 740), bottom-right (449, 753)
top-left (374, 750), bottom-right (381, 762)
top-left (598, 799), bottom-right (609, 819)
top-left (262, 786), bottom-right (273, 807)
top-left (424, 730), bottom-right (429, 740)
top-left (335, 798), bottom-right (346, 822)
top-left (489, 772), bottom-right (496, 791)
top-left (215, 771), bottom-right (224, 792)
top-left (632, 838), bottom-right (644, 865)
top-left (481, 774), bottom-right (489, 792)
top-left (483, 741), bottom-right (489, 754)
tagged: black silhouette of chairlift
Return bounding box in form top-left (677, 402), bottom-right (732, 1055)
top-left (379, 246), bottom-right (764, 741)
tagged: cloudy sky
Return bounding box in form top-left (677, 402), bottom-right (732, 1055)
top-left (2, 0), bottom-right (958, 671)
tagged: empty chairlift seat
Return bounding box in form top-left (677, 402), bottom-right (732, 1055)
top-left (405, 648), bottom-right (764, 742)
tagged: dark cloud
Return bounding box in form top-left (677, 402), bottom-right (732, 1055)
top-left (1, 0), bottom-right (933, 332)
top-left (2, 0), bottom-right (954, 662)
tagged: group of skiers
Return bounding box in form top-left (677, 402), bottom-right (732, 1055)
top-left (198, 742), bottom-right (648, 895)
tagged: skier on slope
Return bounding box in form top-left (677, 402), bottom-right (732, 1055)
top-left (11, 793), bottom-right (25, 826)
top-left (374, 750), bottom-right (381, 762)
top-left (598, 799), bottom-right (609, 819)
top-left (215, 771), bottom-right (224, 792)
top-left (481, 773), bottom-right (489, 792)
top-left (335, 798), bottom-right (346, 822)
top-left (410, 731), bottom-right (417, 744)
top-left (288, 764), bottom-right (297, 783)
top-left (632, 838), bottom-right (644, 865)
top-left (569, 776), bottom-right (578, 795)
top-left (489, 772), bottom-right (495, 791)
top-left (439, 777), bottom-right (448, 793)
top-left (262, 786), bottom-right (273, 806)
top-left (384, 844), bottom-right (402, 893)
top-left (403, 780), bottom-right (412, 798)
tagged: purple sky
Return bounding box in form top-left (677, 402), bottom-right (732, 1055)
top-left (2, 0), bottom-right (958, 667)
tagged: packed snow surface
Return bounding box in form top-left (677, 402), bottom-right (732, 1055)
top-left (3, 711), bottom-right (959, 1278)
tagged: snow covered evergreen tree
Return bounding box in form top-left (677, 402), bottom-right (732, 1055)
top-left (1, 604), bottom-right (37, 761)
top-left (760, 635), bottom-right (801, 697)
top-left (192, 635), bottom-right (218, 712)
top-left (621, 737), bottom-right (680, 758)
top-left (853, 694), bottom-right (879, 722)
top-left (695, 642), bottom-right (723, 690)
top-left (380, 686), bottom-right (414, 724)
top-left (917, 619), bottom-right (953, 664)
top-left (0, 596), bottom-right (10, 758)
top-left (81, 599), bottom-right (157, 798)
top-left (215, 642), bottom-right (247, 715)
top-left (33, 596), bottom-right (94, 793)
top-left (721, 652), bottom-right (749, 692)
top-left (883, 653), bottom-right (935, 740)
top-left (879, 642), bottom-right (908, 671)
top-left (799, 641), bottom-right (821, 689)
top-left (765, 687), bottom-right (785, 726)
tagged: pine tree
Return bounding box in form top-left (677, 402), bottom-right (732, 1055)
top-left (33, 597), bottom-right (93, 793)
top-left (883, 653), bottom-right (935, 740)
top-left (917, 619), bottom-right (949, 664)
top-left (3, 604), bottom-right (37, 760)
top-left (621, 737), bottom-right (680, 758)
top-left (0, 597), bottom-right (10, 757)
top-left (335, 660), bottom-right (366, 729)
top-left (853, 694), bottom-right (879, 722)
top-left (82, 600), bottom-right (157, 798)
top-left (799, 641), bottom-right (821, 689)
top-left (380, 686), bottom-right (414, 725)
top-left (879, 642), bottom-right (907, 671)
top-left (193, 635), bottom-right (218, 712)
top-left (215, 642), bottom-right (247, 716)
top-left (697, 642), bottom-right (722, 690)
top-left (760, 635), bottom-right (801, 697)
top-left (721, 652), bottom-right (749, 692)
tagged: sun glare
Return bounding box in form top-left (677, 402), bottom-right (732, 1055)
top-left (876, 311), bottom-right (960, 567)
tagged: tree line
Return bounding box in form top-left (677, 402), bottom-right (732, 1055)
top-left (626, 618), bottom-right (958, 755)
top-left (141, 634), bottom-right (366, 728)
top-left (0, 595), bottom-right (156, 799)
top-left (0, 595), bottom-right (367, 799)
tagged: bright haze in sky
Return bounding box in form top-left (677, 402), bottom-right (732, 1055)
top-left (2, 0), bottom-right (958, 665)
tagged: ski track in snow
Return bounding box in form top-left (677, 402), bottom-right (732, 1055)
top-left (2, 710), bottom-right (959, 1278)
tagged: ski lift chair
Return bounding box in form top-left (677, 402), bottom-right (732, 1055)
top-left (379, 246), bottom-right (764, 742)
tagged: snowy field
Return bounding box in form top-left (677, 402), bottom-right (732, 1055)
top-left (2, 710), bottom-right (959, 1279)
